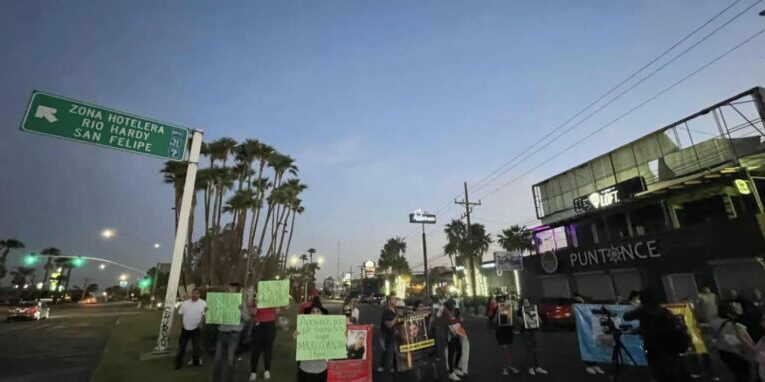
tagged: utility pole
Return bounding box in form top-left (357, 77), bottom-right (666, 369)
top-left (455, 181), bottom-right (481, 311)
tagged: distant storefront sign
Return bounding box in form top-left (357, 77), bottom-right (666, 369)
top-left (494, 251), bottom-right (523, 271)
top-left (573, 177), bottom-right (646, 212)
top-left (409, 209), bottom-right (436, 224)
top-left (363, 261), bottom-right (376, 279)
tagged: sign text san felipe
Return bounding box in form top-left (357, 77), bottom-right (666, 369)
top-left (21, 91), bottom-right (189, 161)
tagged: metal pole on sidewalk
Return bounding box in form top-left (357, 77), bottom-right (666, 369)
top-left (421, 223), bottom-right (429, 298)
top-left (153, 130), bottom-right (203, 354)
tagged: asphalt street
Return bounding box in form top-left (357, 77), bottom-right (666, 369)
top-left (0, 302), bottom-right (139, 382)
top-left (357, 304), bottom-right (732, 382)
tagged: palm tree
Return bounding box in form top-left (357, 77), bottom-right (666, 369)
top-left (279, 200), bottom-right (304, 270)
top-left (443, 219), bottom-right (492, 298)
top-left (269, 179), bottom-right (307, 262)
top-left (10, 267), bottom-right (35, 290)
top-left (160, 161), bottom-right (187, 228)
top-left (497, 225), bottom-right (534, 253)
top-left (282, 206), bottom-right (305, 267)
top-left (209, 137), bottom-right (238, 230)
top-left (40, 247), bottom-right (61, 291)
top-left (378, 237), bottom-right (410, 275)
top-left (0, 238), bottom-right (25, 281)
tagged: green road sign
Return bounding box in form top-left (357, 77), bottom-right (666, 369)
top-left (21, 91), bottom-right (190, 161)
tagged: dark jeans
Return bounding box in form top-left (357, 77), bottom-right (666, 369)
top-left (719, 350), bottom-right (751, 382)
top-left (175, 328), bottom-right (201, 368)
top-left (523, 332), bottom-right (539, 368)
top-left (250, 321), bottom-right (276, 372)
top-left (213, 331), bottom-right (241, 382)
top-left (297, 368), bottom-right (327, 382)
top-left (646, 349), bottom-right (690, 382)
top-left (447, 337), bottom-right (461, 373)
top-left (380, 334), bottom-right (396, 371)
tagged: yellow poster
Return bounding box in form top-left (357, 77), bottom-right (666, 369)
top-left (663, 303), bottom-right (707, 354)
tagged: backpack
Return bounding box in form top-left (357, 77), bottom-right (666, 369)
top-left (662, 309), bottom-right (692, 354)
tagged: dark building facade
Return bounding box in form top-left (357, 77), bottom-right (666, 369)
top-left (523, 87), bottom-right (765, 303)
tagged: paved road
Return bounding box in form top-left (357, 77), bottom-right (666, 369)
top-left (0, 302), bottom-right (139, 382)
top-left (357, 304), bottom-right (731, 382)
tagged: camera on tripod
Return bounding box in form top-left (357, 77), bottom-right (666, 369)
top-left (591, 306), bottom-right (634, 335)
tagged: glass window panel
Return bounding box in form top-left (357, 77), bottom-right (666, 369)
top-left (663, 125), bottom-right (700, 177)
top-left (685, 112), bottom-right (731, 168)
top-left (633, 135), bottom-right (663, 165)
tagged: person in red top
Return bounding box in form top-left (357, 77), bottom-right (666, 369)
top-left (248, 293), bottom-right (280, 381)
top-left (299, 291), bottom-right (322, 315)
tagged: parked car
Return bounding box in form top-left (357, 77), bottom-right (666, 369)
top-left (538, 297), bottom-right (574, 329)
top-left (7, 301), bottom-right (50, 321)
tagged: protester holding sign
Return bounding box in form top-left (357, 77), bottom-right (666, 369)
top-left (212, 283), bottom-right (250, 382)
top-left (495, 295), bottom-right (519, 376)
top-left (518, 298), bottom-right (548, 376)
top-left (295, 304), bottom-right (339, 382)
top-left (248, 291), bottom-right (282, 382)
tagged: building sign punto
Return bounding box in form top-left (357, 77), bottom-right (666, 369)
top-left (567, 239), bottom-right (661, 270)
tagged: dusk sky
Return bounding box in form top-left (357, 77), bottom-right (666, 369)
top-left (1, 0), bottom-right (763, 289)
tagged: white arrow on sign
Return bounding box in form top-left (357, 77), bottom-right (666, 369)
top-left (35, 105), bottom-right (58, 123)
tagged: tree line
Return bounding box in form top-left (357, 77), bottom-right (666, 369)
top-left (377, 222), bottom-right (534, 297)
top-left (162, 137), bottom-right (307, 289)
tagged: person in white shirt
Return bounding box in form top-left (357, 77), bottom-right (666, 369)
top-left (175, 288), bottom-right (207, 369)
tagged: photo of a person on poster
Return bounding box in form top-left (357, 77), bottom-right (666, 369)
top-left (347, 330), bottom-right (367, 360)
top-left (522, 304), bottom-right (540, 330)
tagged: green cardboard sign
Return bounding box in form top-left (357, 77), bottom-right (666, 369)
top-left (257, 280), bottom-right (290, 308)
top-left (205, 292), bottom-right (242, 325)
top-left (295, 315), bottom-right (348, 361)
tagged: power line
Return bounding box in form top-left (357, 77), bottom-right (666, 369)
top-left (478, 25), bottom-right (765, 201)
top-left (395, 0), bottom-right (755, 245)
top-left (469, 0), bottom-right (759, 195)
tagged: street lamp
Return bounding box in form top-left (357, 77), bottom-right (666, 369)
top-left (99, 263), bottom-right (106, 270)
top-left (289, 256), bottom-right (299, 266)
top-left (317, 256), bottom-right (325, 265)
top-left (100, 228), bottom-right (116, 239)
top-left (119, 274), bottom-right (128, 281)
top-left (153, 243), bottom-right (160, 249)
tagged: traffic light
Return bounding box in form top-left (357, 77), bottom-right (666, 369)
top-left (22, 253), bottom-right (39, 266)
top-left (71, 257), bottom-right (85, 267)
top-left (138, 277), bottom-right (152, 289)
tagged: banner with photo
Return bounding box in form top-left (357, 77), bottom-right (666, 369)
top-left (497, 302), bottom-right (516, 327)
top-left (663, 303), bottom-right (707, 354)
top-left (522, 305), bottom-right (540, 330)
top-left (573, 304), bottom-right (647, 366)
top-left (399, 312), bottom-right (435, 352)
top-left (328, 324), bottom-right (373, 382)
top-left (396, 311), bottom-right (437, 372)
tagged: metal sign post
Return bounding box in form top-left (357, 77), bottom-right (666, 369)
top-left (409, 209), bottom-right (436, 297)
top-left (153, 130), bottom-right (203, 353)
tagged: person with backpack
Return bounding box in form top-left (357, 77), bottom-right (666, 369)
top-left (710, 300), bottom-right (756, 382)
top-left (623, 287), bottom-right (691, 382)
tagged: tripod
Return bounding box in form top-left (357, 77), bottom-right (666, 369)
top-left (608, 319), bottom-right (638, 382)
